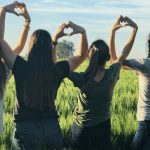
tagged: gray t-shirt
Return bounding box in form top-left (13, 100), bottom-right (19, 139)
top-left (68, 62), bottom-right (121, 127)
top-left (124, 59), bottom-right (150, 121)
top-left (0, 64), bottom-right (10, 134)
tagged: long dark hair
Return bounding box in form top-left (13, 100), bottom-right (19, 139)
top-left (0, 44), bottom-right (6, 97)
top-left (82, 39), bottom-right (110, 92)
top-left (148, 34), bottom-right (150, 58)
top-left (24, 29), bottom-right (55, 110)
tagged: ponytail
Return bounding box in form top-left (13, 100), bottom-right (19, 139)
top-left (81, 39), bottom-right (110, 92)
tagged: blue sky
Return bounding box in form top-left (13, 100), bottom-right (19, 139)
top-left (1, 0), bottom-right (150, 58)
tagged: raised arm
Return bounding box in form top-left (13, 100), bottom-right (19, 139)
top-left (0, 2), bottom-right (22, 69)
top-left (67, 21), bottom-right (88, 71)
top-left (117, 17), bottom-right (138, 65)
top-left (52, 23), bottom-right (67, 63)
top-left (13, 4), bottom-right (31, 54)
top-left (109, 15), bottom-right (124, 64)
top-left (52, 21), bottom-right (88, 70)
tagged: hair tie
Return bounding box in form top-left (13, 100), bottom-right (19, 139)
top-left (92, 45), bottom-right (99, 52)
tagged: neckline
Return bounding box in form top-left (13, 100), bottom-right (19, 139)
top-left (92, 69), bottom-right (107, 83)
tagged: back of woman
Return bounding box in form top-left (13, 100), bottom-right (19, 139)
top-left (11, 29), bottom-right (70, 150)
top-left (69, 62), bottom-right (120, 127)
top-left (13, 55), bottom-right (69, 122)
top-left (69, 16), bottom-right (138, 150)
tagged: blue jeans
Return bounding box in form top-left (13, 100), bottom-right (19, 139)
top-left (132, 121), bottom-right (150, 150)
top-left (13, 119), bottom-right (63, 150)
top-left (71, 120), bottom-right (112, 150)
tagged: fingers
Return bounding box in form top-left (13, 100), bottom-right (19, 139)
top-left (62, 33), bottom-right (68, 36)
top-left (18, 3), bottom-right (26, 10)
top-left (116, 15), bottom-right (123, 23)
top-left (68, 32), bottom-right (75, 37)
top-left (67, 21), bottom-right (76, 28)
top-left (14, 1), bottom-right (22, 8)
top-left (60, 23), bottom-right (67, 30)
top-left (12, 10), bottom-right (19, 16)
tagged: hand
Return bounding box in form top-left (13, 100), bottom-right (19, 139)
top-left (67, 21), bottom-right (85, 36)
top-left (4, 1), bottom-right (21, 16)
top-left (124, 17), bottom-right (138, 30)
top-left (18, 3), bottom-right (31, 22)
top-left (53, 23), bottom-right (68, 41)
top-left (111, 15), bottom-right (126, 32)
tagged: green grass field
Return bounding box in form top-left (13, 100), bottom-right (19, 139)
top-left (0, 62), bottom-right (139, 150)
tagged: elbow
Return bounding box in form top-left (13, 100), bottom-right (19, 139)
top-left (109, 59), bottom-right (113, 64)
top-left (14, 46), bottom-right (24, 54)
top-left (80, 53), bottom-right (87, 61)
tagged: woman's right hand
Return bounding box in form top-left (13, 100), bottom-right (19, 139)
top-left (53, 23), bottom-right (68, 42)
top-left (111, 15), bottom-right (125, 32)
top-left (67, 21), bottom-right (86, 36)
top-left (4, 1), bottom-right (21, 16)
top-left (18, 3), bottom-right (31, 22)
top-left (124, 17), bottom-right (138, 30)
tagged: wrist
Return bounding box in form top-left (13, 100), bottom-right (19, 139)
top-left (53, 40), bottom-right (58, 46)
top-left (53, 35), bottom-right (59, 42)
top-left (80, 29), bottom-right (86, 34)
top-left (111, 29), bottom-right (116, 34)
top-left (110, 31), bottom-right (116, 37)
top-left (132, 27), bottom-right (138, 32)
top-left (24, 22), bottom-right (30, 29)
top-left (1, 7), bottom-right (7, 12)
top-left (134, 26), bottom-right (138, 31)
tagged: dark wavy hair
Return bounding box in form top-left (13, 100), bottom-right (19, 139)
top-left (82, 39), bottom-right (110, 92)
top-left (148, 34), bottom-right (150, 58)
top-left (23, 29), bottom-right (56, 110)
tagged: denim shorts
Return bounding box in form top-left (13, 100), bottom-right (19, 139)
top-left (13, 119), bottom-right (63, 150)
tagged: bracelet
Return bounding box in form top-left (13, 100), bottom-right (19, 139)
top-left (53, 41), bottom-right (58, 46)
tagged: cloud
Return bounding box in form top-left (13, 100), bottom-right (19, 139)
top-left (29, 0), bottom-right (150, 17)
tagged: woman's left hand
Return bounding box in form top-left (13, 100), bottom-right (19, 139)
top-left (4, 1), bottom-right (21, 16)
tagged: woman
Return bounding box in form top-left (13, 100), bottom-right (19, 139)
top-left (110, 16), bottom-right (150, 150)
top-left (0, 1), bottom-right (88, 150)
top-left (68, 16), bottom-right (138, 150)
top-left (0, 2), bottom-right (31, 135)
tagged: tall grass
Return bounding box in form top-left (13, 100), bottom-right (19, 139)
top-left (0, 62), bottom-right (138, 150)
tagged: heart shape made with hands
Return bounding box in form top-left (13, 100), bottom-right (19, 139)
top-left (16, 3), bottom-right (26, 15)
top-left (7, 2), bottom-right (25, 16)
top-left (63, 28), bottom-right (74, 37)
top-left (60, 21), bottom-right (85, 38)
top-left (120, 17), bottom-right (129, 27)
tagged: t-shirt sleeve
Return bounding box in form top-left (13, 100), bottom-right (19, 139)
top-left (12, 55), bottom-right (26, 80)
top-left (124, 59), bottom-right (146, 73)
top-left (56, 61), bottom-right (70, 79)
top-left (68, 72), bottom-right (84, 88)
top-left (110, 62), bottom-right (121, 81)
